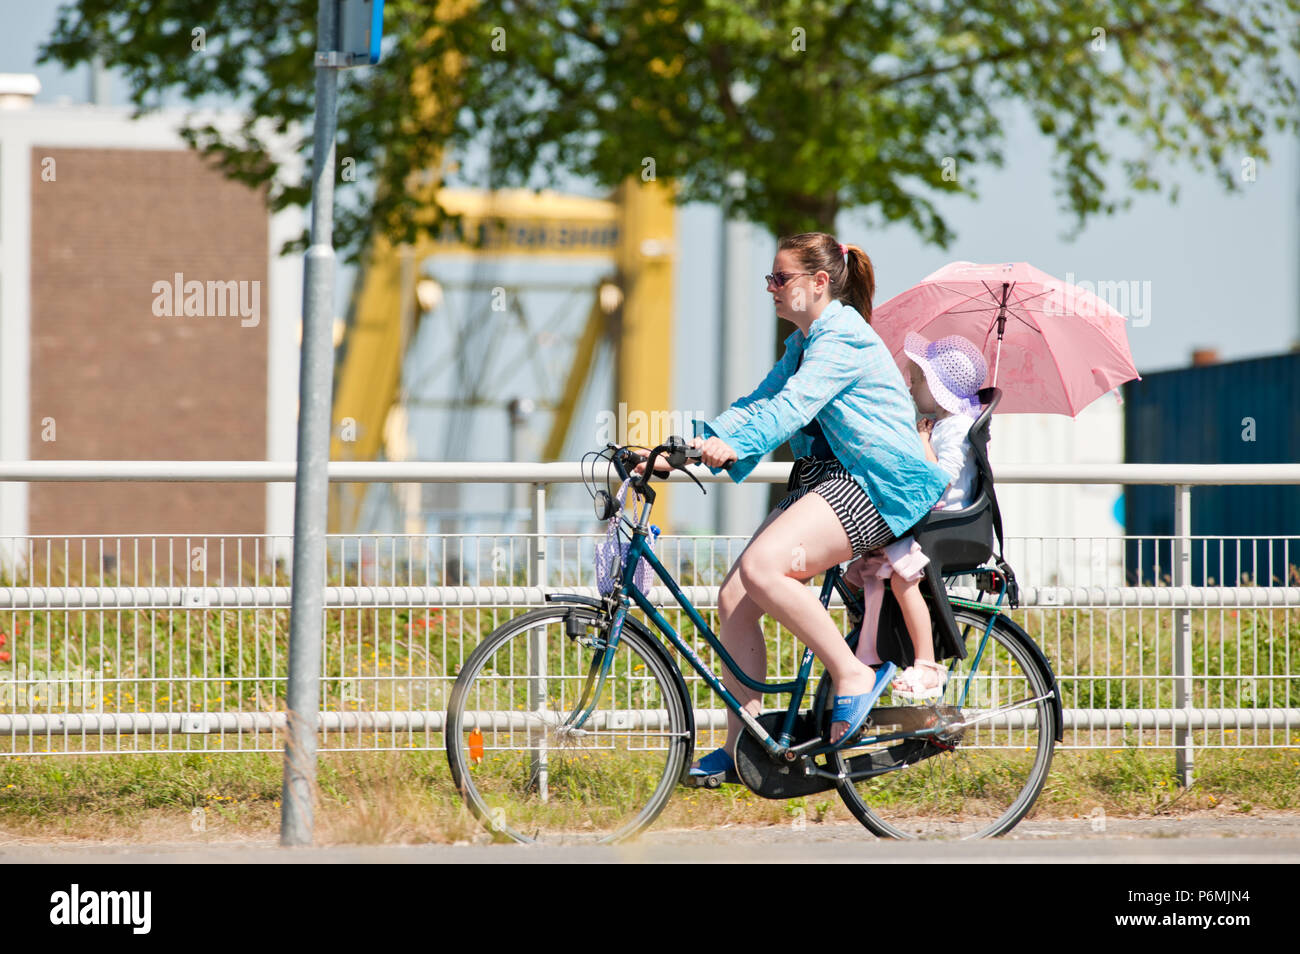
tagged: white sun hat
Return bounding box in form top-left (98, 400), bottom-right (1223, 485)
top-left (903, 332), bottom-right (989, 419)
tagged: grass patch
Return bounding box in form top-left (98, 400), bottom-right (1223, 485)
top-left (1, 747), bottom-right (1296, 844)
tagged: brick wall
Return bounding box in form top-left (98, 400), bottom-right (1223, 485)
top-left (29, 147), bottom-right (268, 538)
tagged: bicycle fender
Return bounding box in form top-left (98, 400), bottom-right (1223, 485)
top-left (544, 592), bottom-right (602, 610)
top-left (987, 613), bottom-right (1064, 743)
top-left (543, 592), bottom-right (696, 742)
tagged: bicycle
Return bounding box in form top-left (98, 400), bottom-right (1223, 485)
top-left (446, 425), bottom-right (1061, 843)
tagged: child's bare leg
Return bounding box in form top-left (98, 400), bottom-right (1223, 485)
top-left (854, 576), bottom-right (886, 666)
top-left (844, 555), bottom-right (892, 667)
top-left (891, 576), bottom-right (945, 693)
top-left (892, 576), bottom-right (934, 664)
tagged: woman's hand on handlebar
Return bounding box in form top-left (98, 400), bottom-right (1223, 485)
top-left (691, 436), bottom-right (738, 470)
top-left (630, 436), bottom-right (738, 475)
top-left (631, 454), bottom-right (673, 477)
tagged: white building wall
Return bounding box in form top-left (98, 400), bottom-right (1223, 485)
top-left (988, 396), bottom-right (1127, 588)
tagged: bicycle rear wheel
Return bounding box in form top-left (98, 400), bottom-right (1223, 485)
top-left (830, 608), bottom-right (1057, 839)
top-left (445, 605), bottom-right (692, 844)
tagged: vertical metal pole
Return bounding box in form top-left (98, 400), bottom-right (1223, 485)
top-left (282, 0), bottom-right (339, 847)
top-left (397, 247), bottom-right (420, 535)
top-left (508, 399), bottom-right (534, 525)
top-left (529, 482), bottom-right (549, 799)
top-left (531, 482), bottom-right (547, 587)
top-left (88, 54), bottom-right (111, 106)
top-left (719, 218), bottom-right (760, 536)
top-left (1173, 483), bottom-right (1193, 787)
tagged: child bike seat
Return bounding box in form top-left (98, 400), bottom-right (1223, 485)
top-left (894, 387), bottom-right (1009, 662)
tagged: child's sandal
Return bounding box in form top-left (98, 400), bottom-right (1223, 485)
top-left (891, 659), bottom-right (949, 701)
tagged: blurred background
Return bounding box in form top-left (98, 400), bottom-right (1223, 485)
top-left (1, 0), bottom-right (1296, 578)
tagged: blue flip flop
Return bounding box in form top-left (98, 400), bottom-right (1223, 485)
top-left (688, 747), bottom-right (735, 778)
top-left (830, 662), bottom-right (897, 749)
top-left (684, 747), bottom-right (742, 787)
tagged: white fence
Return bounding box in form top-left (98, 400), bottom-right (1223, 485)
top-left (0, 461), bottom-right (1296, 763)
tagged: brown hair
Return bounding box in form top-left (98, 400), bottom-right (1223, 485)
top-left (777, 232), bottom-right (877, 322)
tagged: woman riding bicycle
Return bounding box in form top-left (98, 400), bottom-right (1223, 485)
top-left (680, 232), bottom-right (950, 775)
top-left (448, 231), bottom-right (1060, 842)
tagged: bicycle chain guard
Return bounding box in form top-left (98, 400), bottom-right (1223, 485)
top-left (734, 712), bottom-right (837, 799)
top-left (733, 705), bottom-right (968, 796)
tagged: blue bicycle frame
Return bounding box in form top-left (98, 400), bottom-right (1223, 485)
top-left (592, 516), bottom-right (1012, 765)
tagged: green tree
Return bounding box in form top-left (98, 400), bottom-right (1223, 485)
top-left (42, 1), bottom-right (1297, 507)
top-left (42, 0), bottom-right (1300, 251)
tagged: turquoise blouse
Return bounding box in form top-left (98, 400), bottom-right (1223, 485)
top-left (693, 299), bottom-right (949, 538)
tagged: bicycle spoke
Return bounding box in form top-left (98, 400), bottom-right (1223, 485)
top-left (831, 609), bottom-right (1057, 839)
top-left (446, 606), bottom-right (691, 844)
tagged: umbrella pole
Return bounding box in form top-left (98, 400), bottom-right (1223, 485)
top-left (991, 282), bottom-right (1010, 388)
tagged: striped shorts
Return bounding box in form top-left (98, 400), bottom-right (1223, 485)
top-left (774, 457), bottom-right (897, 556)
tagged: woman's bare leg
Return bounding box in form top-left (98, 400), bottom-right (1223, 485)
top-left (736, 492), bottom-right (883, 743)
top-left (707, 506), bottom-right (784, 761)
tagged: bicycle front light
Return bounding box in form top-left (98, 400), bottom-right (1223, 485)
top-left (594, 490), bottom-right (616, 521)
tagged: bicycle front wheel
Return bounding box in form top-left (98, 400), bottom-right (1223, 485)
top-left (445, 605), bottom-right (692, 845)
top-left (831, 608), bottom-right (1057, 839)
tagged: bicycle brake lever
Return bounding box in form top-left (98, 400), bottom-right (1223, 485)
top-left (685, 446), bottom-right (734, 472)
top-left (678, 464), bottom-right (707, 495)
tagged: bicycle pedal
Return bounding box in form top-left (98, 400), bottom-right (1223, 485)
top-left (680, 767), bottom-right (741, 789)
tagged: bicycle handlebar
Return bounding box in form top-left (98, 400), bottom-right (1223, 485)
top-left (609, 435), bottom-right (727, 495)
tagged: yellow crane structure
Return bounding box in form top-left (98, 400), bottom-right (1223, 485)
top-left (329, 177), bottom-right (678, 532)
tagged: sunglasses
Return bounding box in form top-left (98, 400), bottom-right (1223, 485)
top-left (765, 271), bottom-right (814, 289)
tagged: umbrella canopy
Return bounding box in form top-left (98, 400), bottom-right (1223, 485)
top-left (872, 261), bottom-right (1140, 416)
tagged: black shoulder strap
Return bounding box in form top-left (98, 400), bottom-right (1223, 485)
top-left (971, 387), bottom-right (1019, 607)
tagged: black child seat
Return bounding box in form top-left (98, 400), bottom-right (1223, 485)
top-left (874, 386), bottom-right (1014, 667)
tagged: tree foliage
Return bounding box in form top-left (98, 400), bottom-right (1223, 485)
top-left (41, 0), bottom-right (1300, 255)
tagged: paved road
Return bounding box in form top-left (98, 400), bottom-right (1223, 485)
top-left (2, 815), bottom-right (1298, 863)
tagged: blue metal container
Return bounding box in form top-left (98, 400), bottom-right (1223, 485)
top-left (1123, 352), bottom-right (1300, 586)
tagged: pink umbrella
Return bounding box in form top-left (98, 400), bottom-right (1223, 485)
top-left (872, 261), bottom-right (1140, 415)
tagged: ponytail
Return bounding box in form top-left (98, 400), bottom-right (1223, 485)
top-left (777, 232), bottom-right (876, 323)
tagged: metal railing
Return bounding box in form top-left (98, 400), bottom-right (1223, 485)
top-left (0, 461), bottom-right (1297, 776)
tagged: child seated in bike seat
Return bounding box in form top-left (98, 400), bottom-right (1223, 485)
top-left (844, 333), bottom-right (988, 700)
